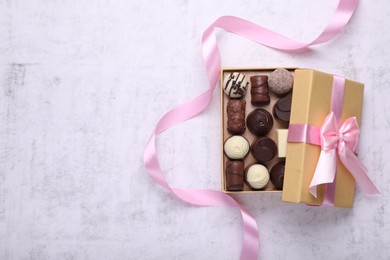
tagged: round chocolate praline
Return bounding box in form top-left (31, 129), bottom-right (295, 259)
top-left (223, 72), bottom-right (249, 98)
top-left (251, 137), bottom-right (277, 163)
top-left (268, 68), bottom-right (294, 95)
top-left (244, 164), bottom-right (270, 190)
top-left (246, 109), bottom-right (273, 136)
top-left (273, 94), bottom-right (292, 123)
top-left (224, 135), bottom-right (250, 159)
top-left (270, 161), bottom-right (285, 190)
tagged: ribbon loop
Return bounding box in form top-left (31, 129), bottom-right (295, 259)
top-left (310, 112), bottom-right (379, 197)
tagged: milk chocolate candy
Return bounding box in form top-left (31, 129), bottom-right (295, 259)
top-left (273, 94), bottom-right (292, 123)
top-left (227, 99), bottom-right (246, 134)
top-left (250, 75), bottom-right (270, 105)
top-left (246, 109), bottom-right (273, 136)
top-left (226, 160), bottom-right (244, 191)
top-left (270, 161), bottom-right (285, 190)
top-left (251, 137), bottom-right (277, 163)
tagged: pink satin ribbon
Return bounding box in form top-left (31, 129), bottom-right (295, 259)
top-left (321, 76), bottom-right (347, 205)
top-left (144, 0), bottom-right (359, 259)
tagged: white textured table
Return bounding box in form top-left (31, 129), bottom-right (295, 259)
top-left (1, 1), bottom-right (389, 259)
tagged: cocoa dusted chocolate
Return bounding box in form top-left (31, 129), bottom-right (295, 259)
top-left (226, 160), bottom-right (244, 191)
top-left (227, 99), bottom-right (246, 134)
top-left (250, 75), bottom-right (270, 105)
top-left (251, 137), bottom-right (277, 163)
top-left (246, 109), bottom-right (273, 136)
top-left (270, 161), bottom-right (285, 190)
top-left (268, 68), bottom-right (294, 95)
top-left (223, 72), bottom-right (249, 98)
top-left (273, 94), bottom-right (292, 123)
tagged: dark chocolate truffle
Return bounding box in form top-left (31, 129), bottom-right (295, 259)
top-left (226, 160), bottom-right (244, 191)
top-left (270, 161), bottom-right (285, 190)
top-left (251, 137), bottom-right (277, 163)
top-left (273, 94), bottom-right (292, 123)
top-left (250, 75), bottom-right (270, 106)
top-left (246, 109), bottom-right (273, 136)
top-left (227, 99), bottom-right (246, 134)
top-left (268, 68), bottom-right (294, 95)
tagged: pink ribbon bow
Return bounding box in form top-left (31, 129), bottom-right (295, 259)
top-left (310, 112), bottom-right (379, 197)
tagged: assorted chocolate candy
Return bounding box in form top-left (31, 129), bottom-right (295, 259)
top-left (224, 135), bottom-right (250, 159)
top-left (251, 137), bottom-right (277, 164)
top-left (246, 109), bottom-right (273, 136)
top-left (223, 68), bottom-right (292, 192)
top-left (223, 72), bottom-right (249, 98)
top-left (226, 160), bottom-right (245, 191)
top-left (273, 94), bottom-right (292, 123)
top-left (268, 68), bottom-right (293, 95)
top-left (245, 164), bottom-right (270, 190)
top-left (270, 161), bottom-right (285, 190)
top-left (250, 75), bottom-right (270, 105)
top-left (227, 99), bottom-right (246, 134)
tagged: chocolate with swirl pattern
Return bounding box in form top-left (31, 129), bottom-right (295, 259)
top-left (246, 109), bottom-right (273, 136)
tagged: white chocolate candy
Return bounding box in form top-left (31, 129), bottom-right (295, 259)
top-left (246, 164), bottom-right (270, 189)
top-left (224, 135), bottom-right (249, 159)
top-left (277, 129), bottom-right (288, 158)
top-left (223, 72), bottom-right (249, 98)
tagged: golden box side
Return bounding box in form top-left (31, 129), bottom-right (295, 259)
top-left (283, 69), bottom-right (324, 205)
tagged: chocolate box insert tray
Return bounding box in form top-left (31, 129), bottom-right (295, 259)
top-left (221, 68), bottom-right (296, 193)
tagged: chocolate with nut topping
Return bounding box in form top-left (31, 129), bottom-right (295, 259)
top-left (227, 99), bottom-right (246, 134)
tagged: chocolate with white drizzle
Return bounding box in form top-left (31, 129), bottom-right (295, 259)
top-left (223, 72), bottom-right (249, 98)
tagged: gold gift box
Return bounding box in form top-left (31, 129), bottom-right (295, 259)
top-left (282, 69), bottom-right (364, 208)
top-left (221, 68), bottom-right (364, 208)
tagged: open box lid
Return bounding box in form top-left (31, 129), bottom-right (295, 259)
top-left (282, 69), bottom-right (364, 208)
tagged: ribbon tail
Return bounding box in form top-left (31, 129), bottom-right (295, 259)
top-left (338, 146), bottom-right (380, 194)
top-left (322, 181), bottom-right (337, 206)
top-left (310, 149), bottom-right (337, 197)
